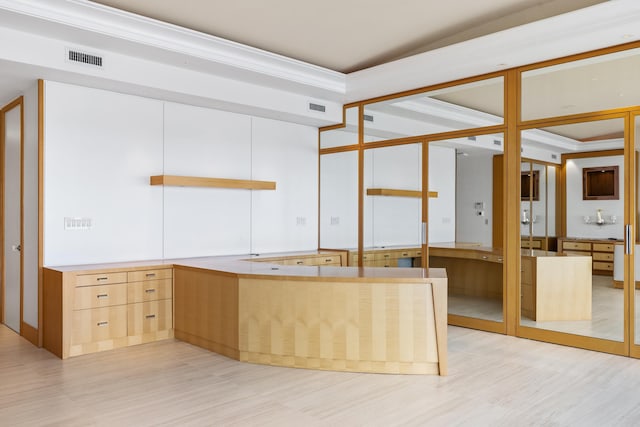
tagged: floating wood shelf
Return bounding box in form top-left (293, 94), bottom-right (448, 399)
top-left (150, 175), bottom-right (276, 190)
top-left (367, 188), bottom-right (438, 198)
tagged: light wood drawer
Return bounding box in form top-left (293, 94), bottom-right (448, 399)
top-left (75, 272), bottom-right (127, 287)
top-left (521, 240), bottom-right (541, 249)
top-left (127, 269), bottom-right (172, 282)
top-left (415, 251), bottom-right (422, 257)
top-left (374, 252), bottom-right (394, 260)
top-left (593, 252), bottom-right (614, 262)
top-left (593, 261), bottom-right (614, 271)
top-left (71, 305), bottom-right (127, 345)
top-left (562, 241), bottom-right (591, 251)
top-left (563, 250), bottom-right (590, 257)
top-left (128, 279), bottom-right (172, 303)
top-left (283, 258), bottom-right (307, 266)
top-left (127, 300), bottom-right (173, 336)
top-left (74, 283), bottom-right (127, 310)
top-left (521, 258), bottom-right (533, 285)
top-left (398, 250), bottom-right (416, 258)
top-left (521, 283), bottom-right (534, 312)
top-left (317, 255), bottom-right (342, 265)
top-left (593, 243), bottom-right (615, 252)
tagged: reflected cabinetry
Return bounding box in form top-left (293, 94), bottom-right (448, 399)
top-left (558, 237), bottom-right (620, 276)
top-left (348, 248), bottom-right (422, 267)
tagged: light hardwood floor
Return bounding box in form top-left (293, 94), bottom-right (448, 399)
top-left (3, 324), bottom-right (640, 426)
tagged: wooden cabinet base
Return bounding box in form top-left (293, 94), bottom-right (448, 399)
top-left (174, 266), bottom-right (447, 375)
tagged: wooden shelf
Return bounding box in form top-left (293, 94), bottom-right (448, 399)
top-left (366, 188), bottom-right (438, 198)
top-left (150, 175), bottom-right (276, 190)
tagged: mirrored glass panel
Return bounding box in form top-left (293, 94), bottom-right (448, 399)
top-left (519, 118), bottom-right (624, 342)
top-left (363, 77), bottom-right (504, 142)
top-left (428, 133), bottom-right (504, 322)
top-left (320, 107), bottom-right (358, 149)
top-left (363, 143), bottom-right (422, 267)
top-left (319, 151), bottom-right (358, 252)
top-left (522, 47), bottom-right (640, 121)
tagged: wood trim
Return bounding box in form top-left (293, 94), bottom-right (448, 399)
top-left (561, 149), bottom-right (624, 161)
top-left (518, 325), bottom-right (627, 356)
top-left (149, 175), bottom-right (276, 190)
top-left (357, 104), bottom-right (364, 267)
top-left (37, 80), bottom-right (44, 346)
top-left (492, 154), bottom-right (504, 249)
top-left (362, 124), bottom-right (506, 150)
top-left (366, 188), bottom-right (438, 198)
top-left (422, 141), bottom-right (429, 269)
top-left (505, 69), bottom-right (519, 336)
top-left (519, 109), bottom-right (630, 129)
top-left (21, 320), bottom-right (38, 346)
top-left (624, 112), bottom-right (633, 355)
top-left (19, 96), bottom-right (24, 339)
top-left (448, 314), bottom-right (506, 334)
top-left (319, 144), bottom-right (359, 155)
top-left (0, 101), bottom-right (4, 323)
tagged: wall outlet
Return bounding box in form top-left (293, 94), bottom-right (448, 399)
top-left (296, 216), bottom-right (307, 226)
top-left (64, 217), bottom-right (92, 230)
top-left (330, 216), bottom-right (340, 225)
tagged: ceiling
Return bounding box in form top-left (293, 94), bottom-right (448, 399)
top-left (90, 0), bottom-right (606, 73)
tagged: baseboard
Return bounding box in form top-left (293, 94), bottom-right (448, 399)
top-left (612, 280), bottom-right (640, 289)
top-left (21, 321), bottom-right (39, 346)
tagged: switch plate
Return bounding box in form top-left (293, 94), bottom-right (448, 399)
top-left (64, 217), bottom-right (93, 230)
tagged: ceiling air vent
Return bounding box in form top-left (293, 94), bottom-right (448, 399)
top-left (467, 136), bottom-right (476, 141)
top-left (67, 49), bottom-right (103, 67)
top-left (309, 103), bottom-right (326, 112)
top-left (493, 139), bottom-right (502, 146)
top-left (551, 154), bottom-right (558, 160)
top-left (363, 114), bottom-right (374, 122)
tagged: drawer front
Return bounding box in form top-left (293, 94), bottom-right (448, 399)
top-left (593, 261), bottom-right (614, 271)
top-left (563, 250), bottom-right (590, 257)
top-left (127, 300), bottom-right (173, 336)
top-left (76, 272), bottom-right (127, 287)
top-left (592, 252), bottom-right (614, 262)
top-left (317, 255), bottom-right (342, 265)
top-left (521, 284), bottom-right (534, 312)
top-left (521, 258), bottom-right (533, 285)
top-left (71, 305), bottom-right (127, 345)
top-left (283, 258), bottom-right (307, 266)
top-left (374, 252), bottom-right (394, 261)
top-left (127, 269), bottom-right (172, 282)
top-left (592, 243), bottom-right (615, 252)
top-left (128, 279), bottom-right (172, 303)
top-left (521, 240), bottom-right (541, 249)
top-left (562, 241), bottom-right (591, 251)
top-left (74, 283), bottom-right (128, 310)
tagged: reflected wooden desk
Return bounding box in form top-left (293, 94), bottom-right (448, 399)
top-left (428, 243), bottom-right (592, 322)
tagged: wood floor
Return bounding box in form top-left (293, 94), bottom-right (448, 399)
top-left (3, 324), bottom-right (640, 426)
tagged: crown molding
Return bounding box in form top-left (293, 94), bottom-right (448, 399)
top-left (0, 0), bottom-right (346, 96)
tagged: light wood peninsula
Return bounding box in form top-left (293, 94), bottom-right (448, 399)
top-left (44, 251), bottom-right (448, 375)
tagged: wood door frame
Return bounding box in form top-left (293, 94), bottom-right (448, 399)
top-left (0, 96), bottom-right (24, 333)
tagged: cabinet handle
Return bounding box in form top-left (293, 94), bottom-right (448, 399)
top-left (97, 321), bottom-right (109, 327)
top-left (96, 294), bottom-right (108, 299)
top-left (482, 256), bottom-right (488, 260)
top-left (325, 258), bottom-right (332, 262)
top-left (145, 314), bottom-right (156, 319)
top-left (96, 277), bottom-right (108, 281)
top-left (145, 289), bottom-right (156, 293)
top-left (145, 273), bottom-right (156, 278)
top-left (296, 261), bottom-right (304, 265)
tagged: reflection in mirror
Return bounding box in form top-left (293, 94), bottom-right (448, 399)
top-left (428, 133), bottom-right (504, 322)
top-left (320, 107), bottom-right (358, 149)
top-left (519, 118), bottom-right (624, 342)
top-left (319, 151), bottom-right (358, 251)
top-left (363, 77), bottom-right (504, 142)
top-left (522, 47), bottom-right (640, 121)
top-left (363, 143), bottom-right (422, 260)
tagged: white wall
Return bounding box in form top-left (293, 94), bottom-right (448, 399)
top-left (520, 162), bottom-right (557, 237)
top-left (43, 81), bottom-right (319, 265)
top-left (566, 155), bottom-right (624, 239)
top-left (456, 153), bottom-right (494, 247)
top-left (44, 81), bottom-right (164, 266)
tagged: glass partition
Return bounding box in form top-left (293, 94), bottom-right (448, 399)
top-left (521, 47), bottom-right (640, 121)
top-left (428, 133), bottom-right (504, 322)
top-left (363, 77), bottom-right (504, 142)
top-left (320, 106), bottom-right (358, 149)
top-left (319, 151), bottom-right (358, 252)
top-left (363, 143), bottom-right (422, 263)
top-left (519, 117), bottom-right (625, 342)
top-left (635, 115), bottom-right (640, 346)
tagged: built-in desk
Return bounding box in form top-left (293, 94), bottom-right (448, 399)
top-left (427, 243), bottom-right (592, 322)
top-left (44, 251), bottom-right (448, 375)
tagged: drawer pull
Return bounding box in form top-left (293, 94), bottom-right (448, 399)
top-left (482, 256), bottom-right (488, 260)
top-left (145, 314), bottom-right (156, 319)
top-left (402, 252), bottom-right (409, 256)
top-left (325, 258), bottom-right (332, 262)
top-left (296, 261), bottom-right (304, 265)
top-left (145, 273), bottom-right (156, 278)
top-left (96, 277), bottom-right (108, 281)
top-left (145, 289), bottom-right (156, 293)
top-left (97, 321), bottom-right (109, 327)
top-left (498, 258), bottom-right (503, 262)
top-left (96, 294), bottom-right (109, 299)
